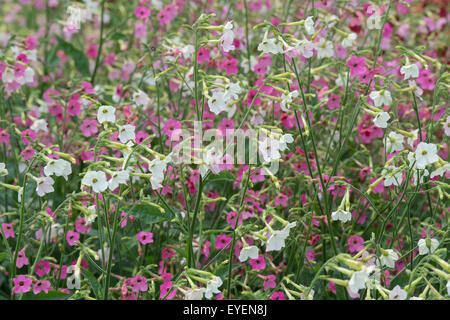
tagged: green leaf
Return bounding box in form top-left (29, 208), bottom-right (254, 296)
top-left (122, 203), bottom-right (169, 224)
top-left (110, 33), bottom-right (127, 41)
top-left (56, 37), bottom-right (90, 77)
top-left (82, 269), bottom-right (102, 298)
top-left (0, 252), bottom-right (8, 263)
top-left (22, 290), bottom-right (71, 300)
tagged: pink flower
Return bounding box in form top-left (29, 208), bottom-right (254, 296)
top-left (215, 234), bottom-right (232, 250)
top-left (134, 6), bottom-right (150, 19)
top-left (2, 223), bottom-right (15, 238)
top-left (271, 291), bottom-right (285, 300)
top-left (21, 129), bottom-right (37, 145)
top-left (15, 249), bottom-right (29, 268)
top-left (263, 275), bottom-right (276, 290)
top-left (347, 235), bottom-right (364, 253)
top-left (162, 120), bottom-right (182, 138)
top-left (161, 247), bottom-right (176, 260)
top-left (14, 63), bottom-right (25, 77)
top-left (226, 211), bottom-right (243, 229)
top-left (253, 62), bottom-right (267, 75)
top-left (13, 275), bottom-right (32, 294)
top-left (417, 69), bottom-right (435, 91)
top-left (346, 56), bottom-right (367, 77)
top-left (136, 231), bottom-right (154, 245)
top-left (305, 250), bottom-right (315, 261)
top-left (249, 255), bottom-right (266, 270)
top-left (132, 275), bottom-right (148, 292)
top-left (219, 58), bottom-right (238, 75)
top-left (327, 94), bottom-right (341, 110)
top-left (80, 119), bottom-right (98, 137)
top-left (67, 96), bottom-right (81, 116)
top-left (86, 44), bottom-right (99, 59)
top-left (274, 193), bottom-right (288, 207)
top-left (218, 118), bottom-right (234, 136)
top-left (0, 129), bottom-right (10, 146)
top-left (75, 217), bottom-right (91, 234)
top-left (197, 48), bottom-right (210, 64)
top-left (35, 260), bottom-right (51, 277)
top-left (66, 230), bottom-right (80, 246)
top-left (33, 280), bottom-right (53, 294)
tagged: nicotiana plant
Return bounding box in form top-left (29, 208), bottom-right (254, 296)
top-left (0, 0), bottom-right (449, 301)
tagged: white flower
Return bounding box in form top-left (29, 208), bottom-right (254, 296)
top-left (205, 276), bottom-right (223, 299)
top-left (266, 230), bottom-right (287, 252)
top-left (400, 64), bottom-right (419, 80)
top-left (315, 38), bottom-right (334, 59)
top-left (409, 80), bottom-right (423, 98)
top-left (224, 82), bottom-right (242, 101)
top-left (118, 124), bottom-right (136, 143)
top-left (389, 285), bottom-right (407, 300)
top-left (17, 187), bottom-right (23, 203)
top-left (369, 90), bottom-right (392, 107)
top-left (238, 246), bottom-right (259, 262)
top-left (297, 39), bottom-right (314, 58)
top-left (279, 134), bottom-right (294, 151)
top-left (447, 280), bottom-right (450, 297)
top-left (44, 159), bottom-right (72, 181)
top-left (0, 163), bottom-right (7, 176)
top-left (97, 105), bottom-right (116, 123)
top-left (208, 90), bottom-right (227, 115)
top-left (108, 170), bottom-right (129, 191)
top-left (304, 16), bottom-right (315, 35)
top-left (373, 111), bottom-right (390, 128)
top-left (266, 222), bottom-right (296, 252)
top-left (367, 12), bottom-right (382, 30)
top-left (444, 116), bottom-right (450, 136)
top-left (132, 90), bottom-right (149, 107)
top-left (85, 205), bottom-right (97, 225)
top-left (259, 137), bottom-right (281, 163)
top-left (280, 91), bottom-right (298, 112)
top-left (341, 32), bottom-right (356, 48)
top-left (1, 68), bottom-right (14, 83)
top-left (382, 166), bottom-right (403, 187)
top-left (36, 176), bottom-right (55, 197)
top-left (258, 38), bottom-right (283, 55)
top-left (383, 131), bottom-right (404, 153)
top-left (185, 288), bottom-right (205, 300)
top-left (430, 163), bottom-right (450, 178)
top-left (412, 168), bottom-right (428, 186)
top-left (379, 249), bottom-right (398, 269)
top-left (219, 21), bottom-right (235, 52)
top-left (82, 171), bottom-right (108, 193)
top-left (415, 142), bottom-right (438, 169)
top-left (348, 269), bottom-right (370, 293)
top-left (148, 157), bottom-right (169, 190)
top-left (31, 119), bottom-right (48, 132)
top-left (331, 209), bottom-right (352, 223)
top-left (418, 238), bottom-right (439, 255)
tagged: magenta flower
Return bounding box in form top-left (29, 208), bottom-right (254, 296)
top-left (249, 255), bottom-right (266, 270)
top-left (327, 94), bottom-right (341, 110)
top-left (75, 217), bottom-right (91, 234)
top-left (132, 275), bottom-right (148, 292)
top-left (226, 211), bottom-right (243, 229)
top-left (274, 193), bottom-right (288, 208)
top-left (21, 129), bottom-right (37, 145)
top-left (263, 275), bottom-right (276, 290)
top-left (136, 231), bottom-right (154, 245)
top-left (33, 280), bottom-right (53, 295)
top-left (215, 234), bottom-right (232, 250)
top-left (13, 275), bottom-right (32, 294)
top-left (66, 230), bottom-right (80, 246)
top-left (219, 58), bottom-right (238, 75)
top-left (197, 47), bottom-right (210, 64)
top-left (80, 119), bottom-right (98, 137)
top-left (35, 260), bottom-right (51, 277)
top-left (270, 291), bottom-right (285, 300)
top-left (134, 6), bottom-right (151, 19)
top-left (0, 129), bottom-right (10, 146)
top-left (346, 56), bottom-right (368, 77)
top-left (14, 63), bottom-right (25, 77)
top-left (347, 235), bottom-right (364, 253)
top-left (162, 119), bottom-right (182, 138)
top-left (2, 223), bottom-right (15, 239)
top-left (15, 249), bottom-right (29, 268)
